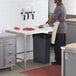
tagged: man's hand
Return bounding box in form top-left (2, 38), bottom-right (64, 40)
top-left (46, 19), bottom-right (54, 24)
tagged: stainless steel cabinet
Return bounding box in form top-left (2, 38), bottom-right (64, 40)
top-left (0, 33), bottom-right (16, 70)
top-left (62, 47), bottom-right (76, 76)
top-left (66, 22), bottom-right (76, 44)
top-left (0, 37), bottom-right (4, 67)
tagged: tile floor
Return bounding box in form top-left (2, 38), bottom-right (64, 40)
top-left (0, 48), bottom-right (55, 76)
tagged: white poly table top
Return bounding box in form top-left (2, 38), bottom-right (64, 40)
top-left (5, 26), bottom-right (53, 35)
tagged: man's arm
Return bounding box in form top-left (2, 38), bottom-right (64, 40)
top-left (46, 19), bottom-right (55, 24)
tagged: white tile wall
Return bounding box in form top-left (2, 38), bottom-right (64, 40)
top-left (0, 0), bottom-right (48, 32)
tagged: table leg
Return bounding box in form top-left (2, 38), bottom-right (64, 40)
top-left (24, 35), bottom-right (27, 70)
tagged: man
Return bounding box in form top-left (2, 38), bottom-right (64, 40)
top-left (46, 0), bottom-right (67, 65)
